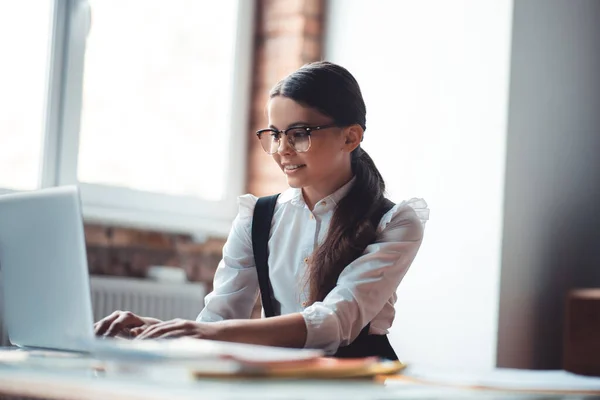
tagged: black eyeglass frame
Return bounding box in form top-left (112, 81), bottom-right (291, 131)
top-left (255, 124), bottom-right (338, 154)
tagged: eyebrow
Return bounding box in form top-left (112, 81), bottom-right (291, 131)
top-left (268, 121), bottom-right (312, 129)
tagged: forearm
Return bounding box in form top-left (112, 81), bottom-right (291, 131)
top-left (218, 313), bottom-right (307, 348)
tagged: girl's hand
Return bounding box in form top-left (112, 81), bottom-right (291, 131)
top-left (134, 318), bottom-right (222, 340)
top-left (94, 311), bottom-right (161, 337)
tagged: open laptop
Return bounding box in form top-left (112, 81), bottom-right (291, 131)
top-left (0, 186), bottom-right (324, 363)
top-left (0, 185), bottom-right (95, 352)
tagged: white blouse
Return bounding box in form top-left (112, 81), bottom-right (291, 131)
top-left (196, 179), bottom-right (429, 354)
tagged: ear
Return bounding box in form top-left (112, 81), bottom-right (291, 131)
top-left (342, 124), bottom-right (363, 153)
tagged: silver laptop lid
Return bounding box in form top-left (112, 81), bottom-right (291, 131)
top-left (0, 186), bottom-right (94, 352)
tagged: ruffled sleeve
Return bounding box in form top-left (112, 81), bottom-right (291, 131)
top-left (237, 194), bottom-right (258, 219)
top-left (196, 194), bottom-right (259, 322)
top-left (378, 197), bottom-right (430, 233)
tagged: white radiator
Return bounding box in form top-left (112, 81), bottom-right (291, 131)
top-left (89, 276), bottom-right (206, 322)
top-left (1, 276), bottom-right (207, 347)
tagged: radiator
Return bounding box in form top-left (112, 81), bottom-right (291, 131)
top-left (1, 276), bottom-right (207, 347)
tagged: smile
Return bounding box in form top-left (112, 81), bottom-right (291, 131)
top-left (283, 164), bottom-right (306, 174)
top-left (284, 164), bottom-right (305, 170)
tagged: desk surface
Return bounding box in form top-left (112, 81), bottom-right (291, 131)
top-left (0, 349), bottom-right (598, 400)
top-left (0, 365), bottom-right (598, 400)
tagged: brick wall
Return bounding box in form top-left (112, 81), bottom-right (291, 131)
top-left (85, 224), bottom-right (225, 292)
top-left (87, 1), bottom-right (326, 312)
top-left (247, 0), bottom-right (325, 196)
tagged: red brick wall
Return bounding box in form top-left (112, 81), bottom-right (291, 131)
top-left (247, 0), bottom-right (325, 196)
top-left (85, 224), bottom-right (224, 292)
top-left (86, 1), bottom-right (326, 301)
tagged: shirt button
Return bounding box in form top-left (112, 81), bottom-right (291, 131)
top-left (303, 257), bottom-right (308, 264)
top-left (321, 201), bottom-right (327, 206)
top-left (302, 301), bottom-right (308, 307)
top-left (309, 214), bottom-right (314, 220)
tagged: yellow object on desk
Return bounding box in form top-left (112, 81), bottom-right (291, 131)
top-left (191, 357), bottom-right (406, 380)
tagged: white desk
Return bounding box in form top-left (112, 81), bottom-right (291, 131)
top-left (0, 364), bottom-right (595, 400)
top-left (0, 349), bottom-right (595, 400)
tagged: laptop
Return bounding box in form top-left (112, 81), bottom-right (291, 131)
top-left (0, 185), bottom-right (95, 352)
top-left (0, 186), bottom-right (324, 363)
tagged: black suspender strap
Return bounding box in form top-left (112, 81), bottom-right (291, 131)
top-left (252, 195), bottom-right (395, 320)
top-left (252, 195), bottom-right (398, 358)
top-left (251, 194), bottom-right (280, 318)
top-left (379, 198), bottom-right (395, 221)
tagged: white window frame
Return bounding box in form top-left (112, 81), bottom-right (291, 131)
top-left (16, 0), bottom-right (255, 237)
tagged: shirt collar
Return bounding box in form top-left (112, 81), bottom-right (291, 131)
top-left (277, 177), bottom-right (356, 209)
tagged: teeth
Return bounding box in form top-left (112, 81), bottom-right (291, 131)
top-left (284, 164), bottom-right (304, 170)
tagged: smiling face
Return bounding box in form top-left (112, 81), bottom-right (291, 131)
top-left (267, 96), bottom-right (362, 206)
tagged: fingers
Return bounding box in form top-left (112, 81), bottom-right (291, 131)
top-left (104, 311), bottom-right (140, 337)
top-left (103, 311), bottom-right (143, 337)
top-left (94, 310), bottom-right (122, 336)
top-left (129, 326), bottom-right (147, 337)
top-left (136, 319), bottom-right (189, 340)
top-left (135, 320), bottom-right (179, 340)
top-left (152, 329), bottom-right (189, 339)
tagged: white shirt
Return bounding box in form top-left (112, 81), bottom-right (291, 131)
top-left (196, 179), bottom-right (429, 354)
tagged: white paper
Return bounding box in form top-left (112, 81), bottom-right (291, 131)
top-left (89, 337), bottom-right (323, 364)
top-left (403, 365), bottom-right (600, 392)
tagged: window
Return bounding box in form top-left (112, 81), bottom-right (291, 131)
top-left (0, 1), bottom-right (53, 191)
top-left (78, 0), bottom-right (238, 201)
top-left (0, 0), bottom-right (254, 235)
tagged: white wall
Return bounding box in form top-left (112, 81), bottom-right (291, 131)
top-left (497, 0), bottom-right (600, 369)
top-left (325, 0), bottom-right (513, 368)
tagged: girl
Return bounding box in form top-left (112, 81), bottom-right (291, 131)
top-left (95, 61), bottom-right (429, 360)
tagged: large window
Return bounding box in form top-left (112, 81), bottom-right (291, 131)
top-left (0, 1), bottom-right (54, 191)
top-left (0, 0), bottom-right (254, 235)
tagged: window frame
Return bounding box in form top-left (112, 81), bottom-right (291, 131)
top-left (3, 0), bottom-right (255, 237)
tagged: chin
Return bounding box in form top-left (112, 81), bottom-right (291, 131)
top-left (285, 173), bottom-right (311, 188)
top-left (286, 177), bottom-right (304, 189)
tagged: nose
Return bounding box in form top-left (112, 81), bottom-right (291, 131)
top-left (276, 134), bottom-right (295, 156)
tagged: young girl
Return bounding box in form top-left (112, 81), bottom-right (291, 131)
top-left (95, 61), bottom-right (429, 360)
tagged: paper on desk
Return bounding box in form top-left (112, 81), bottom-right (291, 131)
top-left (0, 348), bottom-right (101, 370)
top-left (401, 365), bottom-right (600, 392)
top-left (0, 348), bottom-right (28, 363)
top-left (90, 337), bottom-right (323, 364)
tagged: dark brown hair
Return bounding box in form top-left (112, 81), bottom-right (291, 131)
top-left (269, 61), bottom-right (387, 304)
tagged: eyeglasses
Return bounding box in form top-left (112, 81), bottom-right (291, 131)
top-left (255, 124), bottom-right (338, 155)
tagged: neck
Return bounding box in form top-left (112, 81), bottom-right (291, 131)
top-left (301, 167), bottom-right (353, 211)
